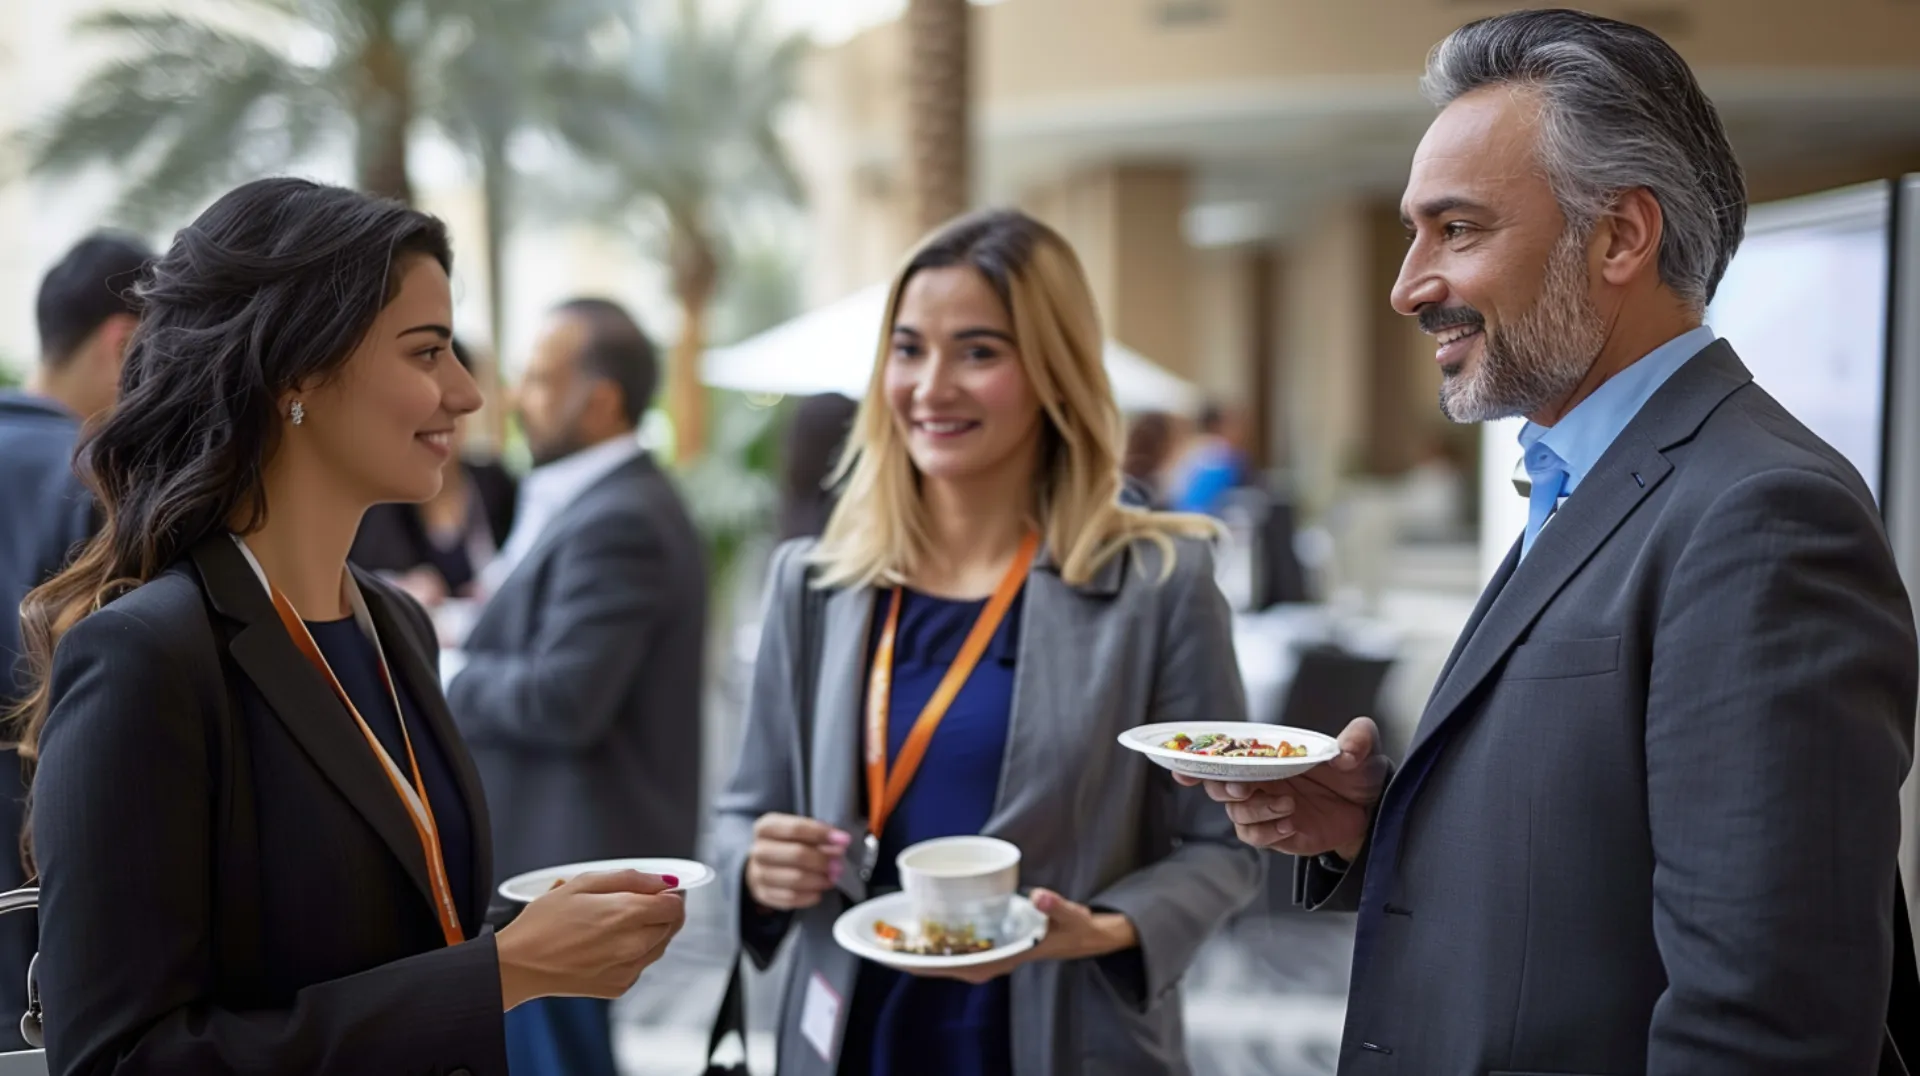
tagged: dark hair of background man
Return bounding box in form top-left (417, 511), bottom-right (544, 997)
top-left (36, 232), bottom-right (152, 366)
top-left (554, 298), bottom-right (659, 428)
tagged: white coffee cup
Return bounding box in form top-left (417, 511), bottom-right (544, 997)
top-left (897, 836), bottom-right (1021, 944)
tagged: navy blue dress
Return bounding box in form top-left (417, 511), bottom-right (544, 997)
top-left (306, 617), bottom-right (477, 928)
top-left (838, 587), bottom-right (1023, 1076)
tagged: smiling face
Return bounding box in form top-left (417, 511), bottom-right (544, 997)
top-left (1392, 85), bottom-right (1607, 424)
top-left (288, 254), bottom-right (481, 504)
top-left (883, 266), bottom-right (1046, 488)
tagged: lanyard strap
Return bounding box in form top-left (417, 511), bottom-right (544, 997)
top-left (232, 538), bottom-right (465, 947)
top-left (864, 532), bottom-right (1039, 846)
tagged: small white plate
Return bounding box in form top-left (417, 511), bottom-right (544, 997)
top-left (1118, 721), bottom-right (1337, 782)
top-left (497, 857), bottom-right (715, 904)
top-left (832, 891), bottom-right (1048, 971)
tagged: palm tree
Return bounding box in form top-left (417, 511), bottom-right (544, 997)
top-left (561, 0), bottom-right (804, 462)
top-left (14, 0), bottom-right (414, 224)
top-left (904, 0), bottom-right (971, 233)
top-left (419, 0), bottom-right (636, 369)
top-left (11, 0), bottom-right (636, 375)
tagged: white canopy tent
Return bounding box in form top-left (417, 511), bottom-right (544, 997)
top-left (701, 283), bottom-right (1201, 414)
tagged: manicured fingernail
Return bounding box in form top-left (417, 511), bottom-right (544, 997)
top-left (1276, 796), bottom-right (1294, 814)
top-left (827, 830), bottom-right (852, 847)
top-left (829, 860), bottom-right (844, 881)
top-left (662, 875), bottom-right (679, 888)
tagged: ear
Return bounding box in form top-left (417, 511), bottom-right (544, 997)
top-left (585, 379), bottom-right (631, 433)
top-left (99, 313), bottom-right (140, 360)
top-left (1594, 187), bottom-right (1664, 289)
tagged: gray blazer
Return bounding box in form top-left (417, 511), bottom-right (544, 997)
top-left (449, 453), bottom-right (706, 884)
top-left (1299, 341), bottom-right (1918, 1075)
top-left (713, 534), bottom-right (1263, 1076)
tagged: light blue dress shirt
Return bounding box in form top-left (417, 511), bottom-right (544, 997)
top-left (1517, 325), bottom-right (1717, 557)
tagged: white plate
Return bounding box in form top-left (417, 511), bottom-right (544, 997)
top-left (832, 891), bottom-right (1048, 971)
top-left (1118, 721), bottom-right (1337, 782)
top-left (497, 857), bottom-right (715, 904)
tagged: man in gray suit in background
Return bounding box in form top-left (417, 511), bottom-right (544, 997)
top-left (444, 298), bottom-right (705, 1076)
top-left (1189, 10), bottom-right (1918, 1075)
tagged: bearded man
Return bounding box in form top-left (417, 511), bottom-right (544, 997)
top-left (1185, 9), bottom-right (1919, 1075)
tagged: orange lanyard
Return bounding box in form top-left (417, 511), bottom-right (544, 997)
top-left (862, 532), bottom-right (1038, 873)
top-left (233, 538), bottom-right (465, 947)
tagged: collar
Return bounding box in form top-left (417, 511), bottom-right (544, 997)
top-left (519, 435), bottom-right (643, 515)
top-left (1518, 325), bottom-right (1717, 496)
top-left (0, 389), bottom-right (78, 422)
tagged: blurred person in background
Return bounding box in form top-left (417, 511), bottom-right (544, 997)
top-left (442, 298), bottom-right (705, 1076)
top-left (1120, 409), bottom-right (1176, 508)
top-left (1167, 402), bottom-right (1252, 516)
top-left (714, 209), bottom-right (1261, 1076)
top-left (0, 230), bottom-right (151, 1052)
top-left (12, 178), bottom-right (685, 1076)
top-left (777, 392), bottom-right (860, 542)
top-left (350, 337), bottom-right (516, 610)
top-left (1189, 10), bottom-right (1918, 1074)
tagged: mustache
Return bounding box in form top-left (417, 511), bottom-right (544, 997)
top-left (1418, 306), bottom-right (1485, 334)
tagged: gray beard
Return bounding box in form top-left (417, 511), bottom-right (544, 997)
top-left (1438, 228), bottom-right (1606, 424)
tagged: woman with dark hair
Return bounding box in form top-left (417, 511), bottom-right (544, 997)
top-left (9, 178), bottom-right (685, 1076)
top-left (350, 337), bottom-right (518, 607)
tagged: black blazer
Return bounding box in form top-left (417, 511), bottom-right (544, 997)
top-left (30, 534), bottom-right (507, 1075)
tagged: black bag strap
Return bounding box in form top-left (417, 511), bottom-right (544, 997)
top-left (703, 957), bottom-right (750, 1076)
top-left (1888, 869), bottom-right (1918, 1075)
top-left (706, 555), bottom-right (828, 1074)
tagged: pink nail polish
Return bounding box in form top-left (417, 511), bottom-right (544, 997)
top-left (662, 875), bottom-right (680, 888)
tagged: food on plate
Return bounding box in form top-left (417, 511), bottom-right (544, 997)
top-left (1159, 732), bottom-right (1309, 758)
top-left (873, 918), bottom-right (994, 956)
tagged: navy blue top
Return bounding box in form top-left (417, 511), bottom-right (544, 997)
top-left (306, 617), bottom-right (477, 929)
top-left (839, 587), bottom-right (1022, 1076)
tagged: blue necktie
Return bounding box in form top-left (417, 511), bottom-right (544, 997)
top-left (1522, 444), bottom-right (1569, 557)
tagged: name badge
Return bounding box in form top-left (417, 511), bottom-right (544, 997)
top-left (800, 971), bottom-right (843, 1063)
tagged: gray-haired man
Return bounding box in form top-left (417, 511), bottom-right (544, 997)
top-left (1186, 9), bottom-right (1917, 1074)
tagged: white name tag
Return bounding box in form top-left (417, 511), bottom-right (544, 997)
top-left (799, 971), bottom-right (842, 1063)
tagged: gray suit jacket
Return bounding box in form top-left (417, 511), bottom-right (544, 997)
top-left (449, 452), bottom-right (706, 884)
top-left (714, 535), bottom-right (1263, 1076)
top-left (1299, 340), bottom-right (1918, 1075)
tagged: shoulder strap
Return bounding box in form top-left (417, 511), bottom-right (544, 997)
top-left (1888, 870), bottom-right (1918, 1074)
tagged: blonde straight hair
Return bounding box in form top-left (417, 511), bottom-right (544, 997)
top-left (812, 209), bottom-right (1216, 589)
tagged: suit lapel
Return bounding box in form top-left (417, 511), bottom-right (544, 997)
top-left (816, 583), bottom-right (875, 903)
top-left (357, 572), bottom-right (495, 934)
top-left (1406, 434), bottom-right (1671, 760)
top-left (980, 548), bottom-right (1124, 849)
top-left (471, 454), bottom-right (646, 639)
top-left (191, 538), bottom-right (441, 924)
top-left (1405, 340), bottom-right (1753, 763)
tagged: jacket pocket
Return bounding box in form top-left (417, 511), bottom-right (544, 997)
top-left (1501, 635), bottom-right (1620, 681)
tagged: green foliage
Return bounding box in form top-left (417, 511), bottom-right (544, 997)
top-left (10, 0), bottom-right (639, 233)
top-left (0, 358), bottom-right (22, 389)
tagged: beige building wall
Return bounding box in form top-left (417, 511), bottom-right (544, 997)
top-left (979, 0), bottom-right (1920, 103)
top-left (1278, 200), bottom-right (1373, 516)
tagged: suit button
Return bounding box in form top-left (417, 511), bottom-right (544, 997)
top-left (1359, 1042), bottom-right (1393, 1055)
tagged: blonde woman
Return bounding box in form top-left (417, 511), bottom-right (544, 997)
top-left (713, 209), bottom-right (1261, 1076)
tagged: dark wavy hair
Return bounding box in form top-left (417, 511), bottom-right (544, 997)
top-left (7, 177), bottom-right (451, 761)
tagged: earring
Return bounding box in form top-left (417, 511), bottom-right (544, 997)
top-left (289, 400), bottom-right (306, 426)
